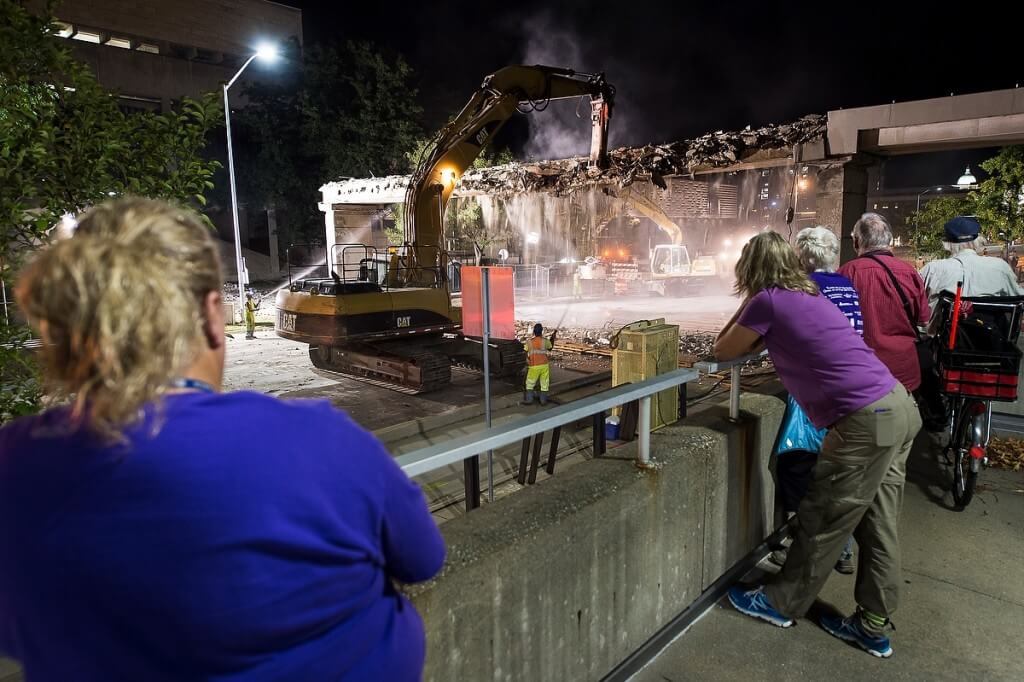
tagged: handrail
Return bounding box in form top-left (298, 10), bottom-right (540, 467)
top-left (396, 367), bottom-right (698, 478)
top-left (694, 350), bottom-right (768, 420)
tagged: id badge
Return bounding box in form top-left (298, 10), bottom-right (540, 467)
top-left (874, 407), bottom-right (896, 447)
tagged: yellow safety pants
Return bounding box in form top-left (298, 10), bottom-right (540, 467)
top-left (525, 364), bottom-right (550, 392)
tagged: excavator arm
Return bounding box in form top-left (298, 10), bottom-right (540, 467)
top-left (400, 66), bottom-right (615, 284)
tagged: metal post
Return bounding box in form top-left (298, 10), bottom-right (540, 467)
top-left (223, 84), bottom-right (246, 321)
top-left (638, 396), bottom-right (651, 465)
top-left (0, 277), bottom-right (8, 325)
top-left (729, 365), bottom-right (741, 420)
top-left (481, 267), bottom-right (494, 502)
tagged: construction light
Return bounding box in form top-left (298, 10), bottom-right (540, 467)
top-left (526, 231), bottom-right (540, 245)
top-left (255, 42), bottom-right (279, 63)
top-left (440, 168), bottom-right (457, 186)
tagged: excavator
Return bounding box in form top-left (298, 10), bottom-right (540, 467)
top-left (274, 65), bottom-right (615, 392)
top-left (580, 186), bottom-right (723, 296)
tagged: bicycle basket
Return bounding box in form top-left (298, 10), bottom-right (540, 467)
top-left (936, 292), bottom-right (1024, 402)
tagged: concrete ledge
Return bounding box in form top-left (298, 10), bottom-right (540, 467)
top-left (407, 392), bottom-right (784, 681)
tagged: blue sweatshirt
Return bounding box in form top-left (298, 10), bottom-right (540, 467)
top-left (0, 392), bottom-right (445, 681)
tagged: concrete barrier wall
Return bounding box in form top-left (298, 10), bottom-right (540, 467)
top-left (406, 393), bottom-right (784, 682)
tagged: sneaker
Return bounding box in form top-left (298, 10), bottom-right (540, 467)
top-left (834, 553), bottom-right (855, 575)
top-left (727, 586), bottom-right (794, 628)
top-left (820, 613), bottom-right (893, 658)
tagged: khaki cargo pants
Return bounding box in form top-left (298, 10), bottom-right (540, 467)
top-left (766, 385), bottom-right (921, 631)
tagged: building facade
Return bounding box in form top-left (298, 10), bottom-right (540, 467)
top-left (41, 0), bottom-right (302, 112)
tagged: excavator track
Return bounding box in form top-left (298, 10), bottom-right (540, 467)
top-left (453, 338), bottom-right (528, 378)
top-left (309, 343), bottom-right (452, 393)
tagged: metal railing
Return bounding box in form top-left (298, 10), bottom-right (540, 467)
top-left (694, 351), bottom-right (769, 420)
top-left (511, 264), bottom-right (551, 300)
top-left (396, 368), bottom-right (698, 480)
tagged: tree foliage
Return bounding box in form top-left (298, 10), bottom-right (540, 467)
top-left (973, 146), bottom-right (1024, 244)
top-left (0, 0), bottom-right (222, 423)
top-left (236, 41), bottom-right (424, 245)
top-left (907, 194), bottom-right (973, 256)
top-left (908, 146), bottom-right (1024, 257)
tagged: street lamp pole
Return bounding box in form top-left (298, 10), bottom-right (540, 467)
top-left (223, 45), bottom-right (277, 319)
top-left (915, 169), bottom-right (978, 229)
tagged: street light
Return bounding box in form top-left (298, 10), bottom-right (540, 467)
top-left (915, 169), bottom-right (980, 225)
top-left (223, 42), bottom-right (279, 314)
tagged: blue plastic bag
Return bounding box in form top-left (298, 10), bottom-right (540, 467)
top-left (774, 394), bottom-right (827, 455)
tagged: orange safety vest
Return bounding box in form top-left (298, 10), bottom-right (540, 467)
top-left (527, 336), bottom-right (550, 366)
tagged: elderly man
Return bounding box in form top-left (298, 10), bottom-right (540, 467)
top-left (839, 213), bottom-right (930, 394)
top-left (920, 216), bottom-right (1023, 311)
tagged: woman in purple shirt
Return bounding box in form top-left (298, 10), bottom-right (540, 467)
top-left (715, 231), bottom-right (920, 659)
top-left (0, 199), bottom-right (444, 681)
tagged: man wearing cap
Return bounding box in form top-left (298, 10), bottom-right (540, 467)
top-left (920, 216), bottom-right (1023, 314)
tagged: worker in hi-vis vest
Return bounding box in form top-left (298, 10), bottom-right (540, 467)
top-left (523, 323), bottom-right (556, 405)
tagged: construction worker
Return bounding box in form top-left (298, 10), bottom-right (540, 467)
top-left (572, 267), bottom-right (583, 300)
top-left (523, 323), bottom-right (556, 405)
top-left (244, 291), bottom-right (260, 340)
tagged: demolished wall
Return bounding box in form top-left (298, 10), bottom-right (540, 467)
top-left (318, 115), bottom-right (837, 264)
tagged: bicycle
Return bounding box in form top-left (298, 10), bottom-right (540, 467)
top-left (935, 286), bottom-right (1023, 509)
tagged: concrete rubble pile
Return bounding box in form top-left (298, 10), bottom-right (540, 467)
top-left (459, 114), bottom-right (826, 196)
top-left (513, 321), bottom-right (725, 363)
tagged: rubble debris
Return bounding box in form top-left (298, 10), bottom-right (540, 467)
top-left (512, 321), bottom-right (773, 370)
top-left (457, 115), bottom-right (826, 196)
top-left (322, 114), bottom-right (827, 203)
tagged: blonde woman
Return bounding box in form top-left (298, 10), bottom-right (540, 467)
top-left (715, 231), bottom-right (919, 658)
top-left (0, 199), bottom-right (444, 681)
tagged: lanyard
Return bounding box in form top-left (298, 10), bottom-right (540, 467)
top-left (168, 378), bottom-right (217, 394)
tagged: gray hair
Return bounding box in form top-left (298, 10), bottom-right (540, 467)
top-left (795, 226), bottom-right (841, 272)
top-left (852, 212), bottom-right (893, 253)
top-left (944, 235), bottom-right (987, 254)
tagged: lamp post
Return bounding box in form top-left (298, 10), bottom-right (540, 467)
top-left (223, 43), bottom-right (278, 316)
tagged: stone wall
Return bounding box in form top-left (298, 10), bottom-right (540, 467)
top-left (407, 393), bottom-right (783, 682)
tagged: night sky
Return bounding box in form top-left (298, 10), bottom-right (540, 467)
top-left (282, 0), bottom-right (1022, 186)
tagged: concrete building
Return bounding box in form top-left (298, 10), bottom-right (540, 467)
top-left (40, 0), bottom-right (302, 112)
top-left (33, 0), bottom-right (304, 281)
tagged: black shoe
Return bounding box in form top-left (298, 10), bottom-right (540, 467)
top-left (834, 553), bottom-right (855, 575)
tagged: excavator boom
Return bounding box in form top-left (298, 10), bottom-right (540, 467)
top-left (402, 66), bottom-right (615, 282)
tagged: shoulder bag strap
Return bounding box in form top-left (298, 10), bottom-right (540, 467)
top-left (863, 254), bottom-right (923, 341)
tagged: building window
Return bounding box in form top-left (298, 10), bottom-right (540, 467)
top-left (106, 37), bottom-right (132, 49)
top-left (72, 30), bottom-right (102, 44)
top-left (136, 43), bottom-right (160, 54)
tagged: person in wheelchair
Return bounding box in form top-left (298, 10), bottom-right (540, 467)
top-left (921, 215), bottom-right (1024, 430)
top-left (921, 216), bottom-right (1023, 316)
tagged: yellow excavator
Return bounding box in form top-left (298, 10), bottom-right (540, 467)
top-left (275, 65), bottom-right (615, 392)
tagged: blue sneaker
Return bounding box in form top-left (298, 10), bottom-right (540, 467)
top-left (820, 613), bottom-right (893, 658)
top-left (727, 586), bottom-right (794, 628)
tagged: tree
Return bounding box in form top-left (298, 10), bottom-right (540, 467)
top-left (908, 146), bottom-right (1024, 257)
top-left (236, 41), bottom-right (424, 246)
top-left (908, 194), bottom-right (973, 257)
top-left (0, 0), bottom-right (223, 422)
top-left (973, 146), bottom-right (1024, 246)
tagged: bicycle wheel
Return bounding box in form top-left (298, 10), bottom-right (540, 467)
top-left (949, 406), bottom-right (977, 508)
